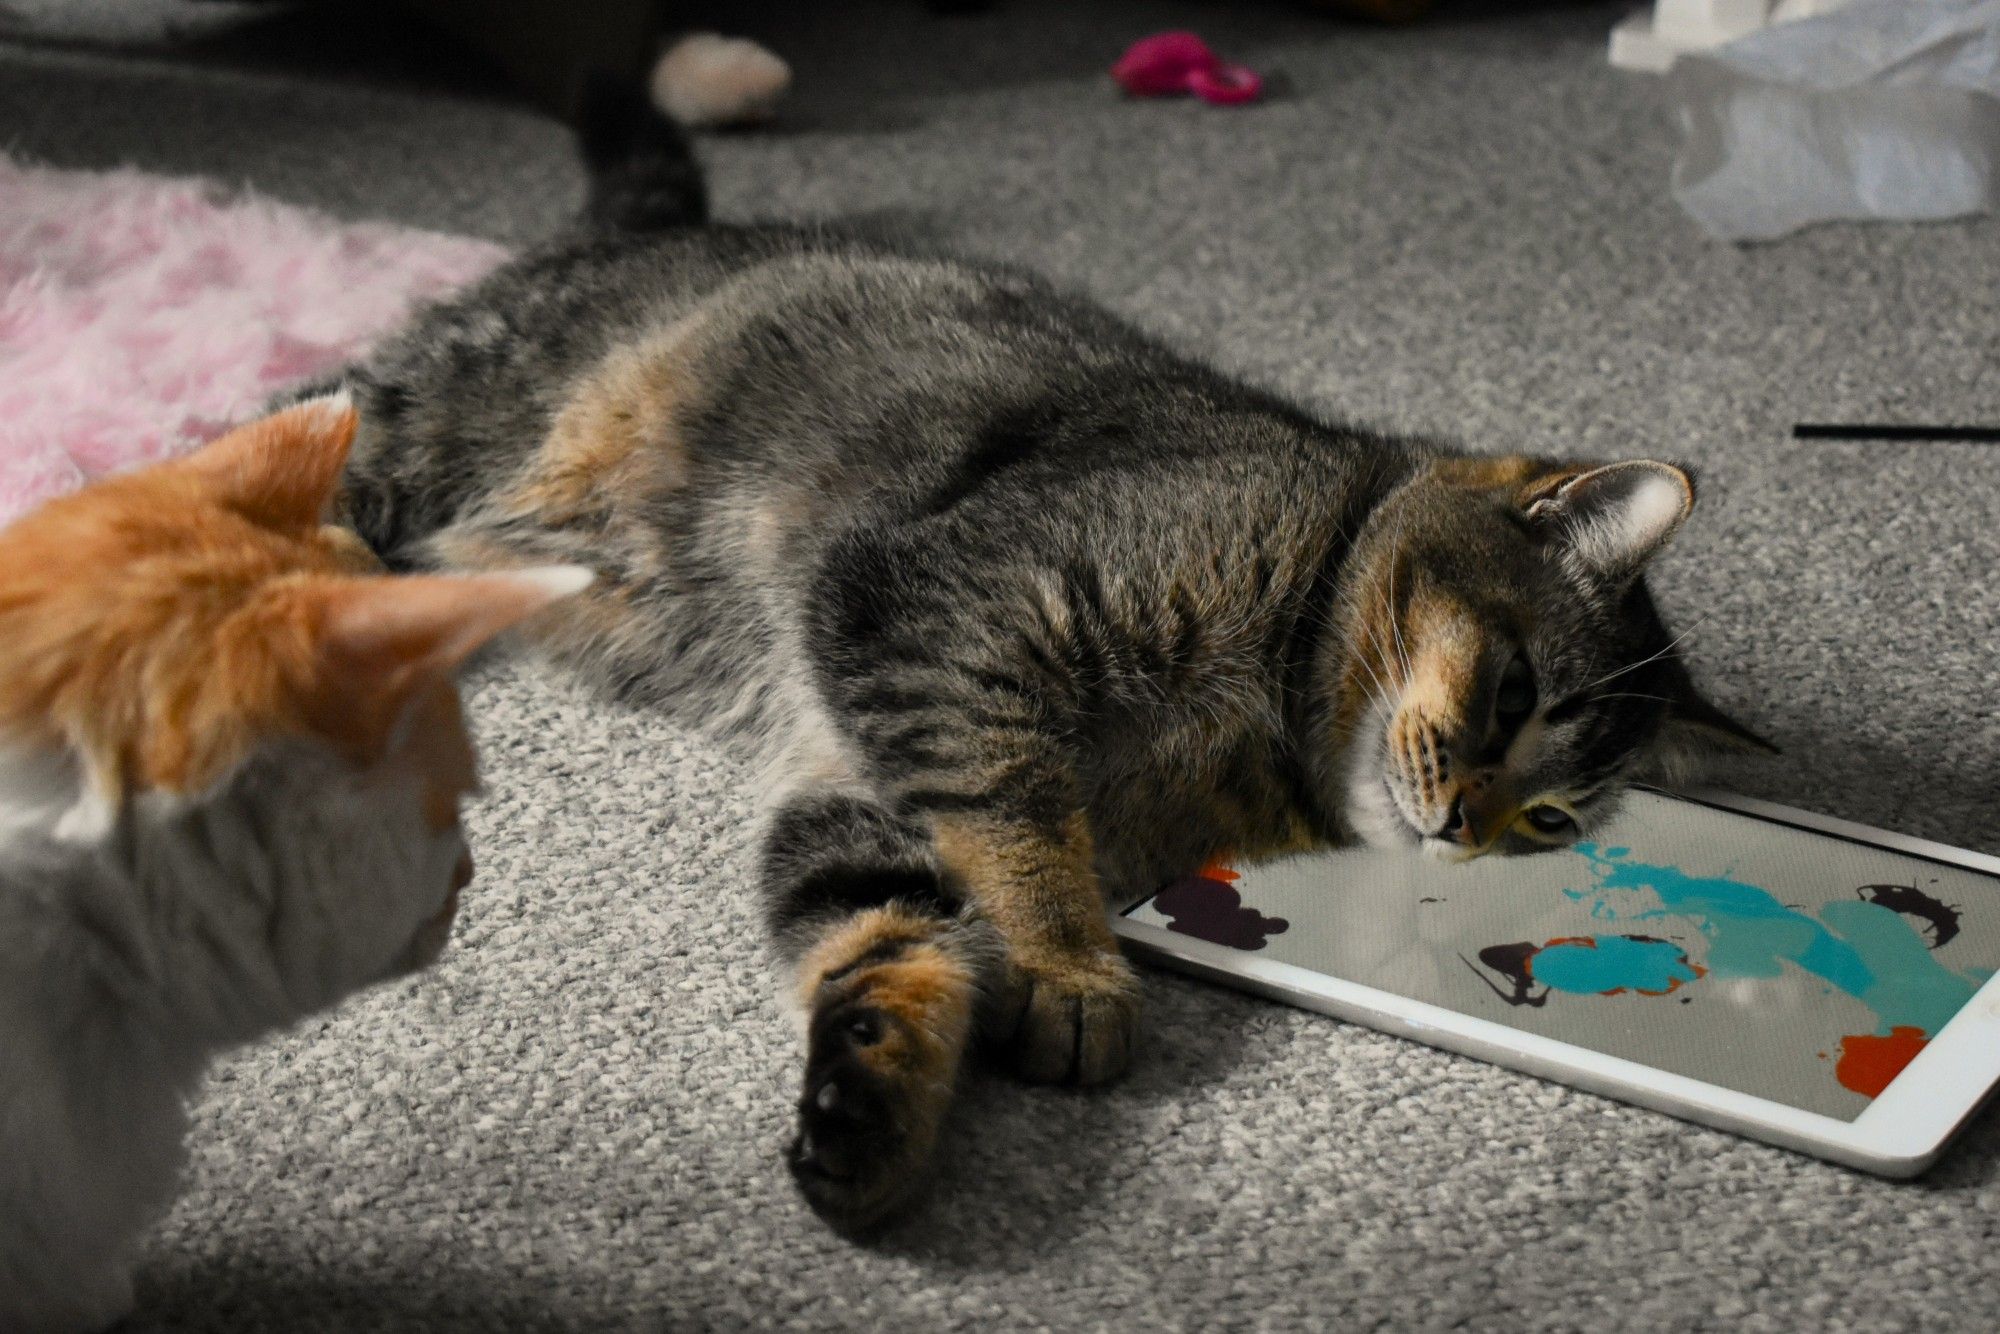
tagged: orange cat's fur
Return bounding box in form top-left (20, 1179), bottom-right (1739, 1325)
top-left (0, 395), bottom-right (588, 1332)
top-left (0, 398), bottom-right (578, 832)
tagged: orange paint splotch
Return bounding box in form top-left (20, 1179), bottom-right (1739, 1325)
top-left (1637, 955), bottom-right (1706, 998)
top-left (1834, 1026), bottom-right (1930, 1098)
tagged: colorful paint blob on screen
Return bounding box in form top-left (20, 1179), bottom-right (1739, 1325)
top-left (1153, 863), bottom-right (1289, 950)
top-left (1464, 934), bottom-right (1705, 1008)
top-left (1512, 845), bottom-right (1987, 1099)
top-left (1165, 842), bottom-right (1984, 1101)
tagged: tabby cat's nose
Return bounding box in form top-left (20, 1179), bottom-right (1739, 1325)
top-left (1439, 794), bottom-right (1475, 844)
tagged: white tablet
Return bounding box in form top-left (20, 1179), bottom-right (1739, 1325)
top-left (1110, 789), bottom-right (2000, 1176)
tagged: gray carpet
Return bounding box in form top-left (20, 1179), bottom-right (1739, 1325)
top-left (7, 1), bottom-right (2000, 1329)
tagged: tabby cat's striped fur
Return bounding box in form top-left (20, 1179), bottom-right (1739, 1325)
top-left (315, 96), bottom-right (1767, 1232)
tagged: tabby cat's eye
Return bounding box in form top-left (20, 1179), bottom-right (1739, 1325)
top-left (1495, 653), bottom-right (1536, 724)
top-left (1525, 805), bottom-right (1575, 835)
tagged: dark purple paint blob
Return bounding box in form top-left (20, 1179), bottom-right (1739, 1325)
top-left (1461, 942), bottom-right (1548, 1007)
top-left (1858, 882), bottom-right (1961, 949)
top-left (1153, 874), bottom-right (1289, 951)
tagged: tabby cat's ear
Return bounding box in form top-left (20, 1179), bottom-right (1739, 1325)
top-left (181, 391), bottom-right (358, 531)
top-left (1525, 460), bottom-right (1695, 580)
top-left (304, 565), bottom-right (593, 759)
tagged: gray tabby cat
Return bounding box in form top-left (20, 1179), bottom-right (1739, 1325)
top-left (314, 90), bottom-right (1769, 1233)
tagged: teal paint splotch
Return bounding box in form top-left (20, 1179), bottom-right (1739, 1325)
top-left (1571, 844), bottom-right (1980, 1037)
top-left (1821, 899), bottom-right (1976, 1036)
top-left (1530, 936), bottom-right (1701, 996)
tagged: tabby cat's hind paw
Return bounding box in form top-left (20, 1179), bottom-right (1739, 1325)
top-left (788, 998), bottom-right (946, 1234)
top-left (786, 916), bottom-right (976, 1234)
top-left (996, 947), bottom-right (1140, 1086)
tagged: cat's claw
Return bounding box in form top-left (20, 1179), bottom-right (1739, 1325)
top-left (997, 947), bottom-right (1140, 1085)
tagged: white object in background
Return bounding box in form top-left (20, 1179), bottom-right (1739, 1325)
top-left (1673, 0), bottom-right (2000, 240)
top-left (1610, 0), bottom-right (1858, 73)
top-left (1657, 0), bottom-right (1774, 42)
top-left (649, 33), bottom-right (792, 128)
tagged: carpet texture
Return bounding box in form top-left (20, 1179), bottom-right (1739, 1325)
top-left (3, 1), bottom-right (2000, 1330)
top-left (0, 156), bottom-right (502, 524)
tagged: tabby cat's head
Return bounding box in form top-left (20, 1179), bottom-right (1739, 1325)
top-left (1333, 455), bottom-right (1768, 860)
top-left (0, 395), bottom-right (588, 1013)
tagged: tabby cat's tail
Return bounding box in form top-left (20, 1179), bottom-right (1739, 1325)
top-left (575, 74), bottom-right (709, 231)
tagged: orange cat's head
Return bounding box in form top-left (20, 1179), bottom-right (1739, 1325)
top-left (0, 395), bottom-right (587, 1003)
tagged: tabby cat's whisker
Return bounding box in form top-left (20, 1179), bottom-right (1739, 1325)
top-left (1574, 614), bottom-right (1708, 697)
top-left (1385, 552), bottom-right (1414, 683)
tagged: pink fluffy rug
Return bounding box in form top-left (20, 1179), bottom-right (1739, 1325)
top-left (0, 156), bottom-right (508, 526)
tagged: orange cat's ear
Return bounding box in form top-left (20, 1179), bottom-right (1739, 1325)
top-left (181, 390), bottom-right (359, 530)
top-left (299, 565), bottom-right (594, 761)
top-left (321, 565), bottom-right (594, 680)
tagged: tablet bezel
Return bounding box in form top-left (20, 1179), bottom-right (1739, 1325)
top-left (1108, 786), bottom-right (2000, 1177)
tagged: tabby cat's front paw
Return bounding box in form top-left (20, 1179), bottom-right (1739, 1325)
top-left (996, 946), bottom-right (1140, 1085)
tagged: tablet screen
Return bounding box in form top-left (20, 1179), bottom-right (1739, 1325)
top-left (1123, 791), bottom-right (2000, 1120)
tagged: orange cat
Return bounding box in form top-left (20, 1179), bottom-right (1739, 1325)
top-left (0, 394), bottom-right (588, 1332)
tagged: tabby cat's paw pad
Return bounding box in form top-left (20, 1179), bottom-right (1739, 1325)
top-left (998, 948), bottom-right (1140, 1086)
top-left (786, 1001), bottom-right (940, 1235)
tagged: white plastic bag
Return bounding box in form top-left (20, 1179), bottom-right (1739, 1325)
top-left (1671, 0), bottom-right (2000, 240)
